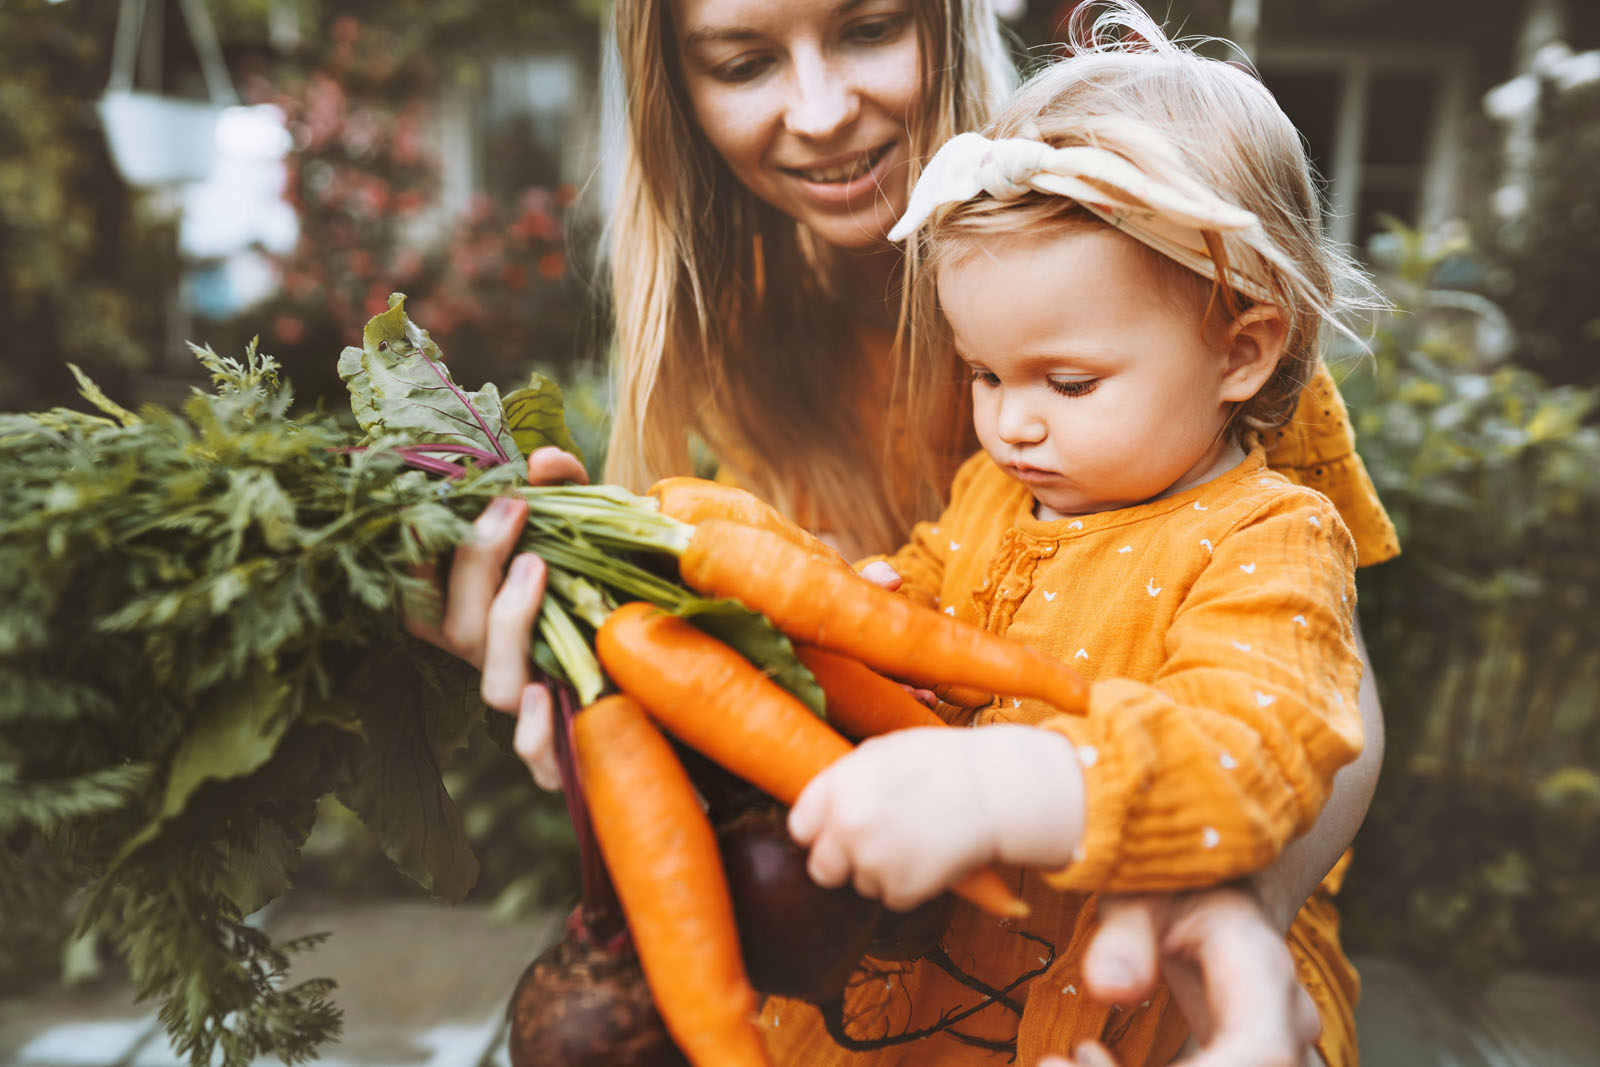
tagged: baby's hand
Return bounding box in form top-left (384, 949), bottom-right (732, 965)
top-left (787, 725), bottom-right (1085, 911)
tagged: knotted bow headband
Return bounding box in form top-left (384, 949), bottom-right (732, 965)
top-left (889, 131), bottom-right (1274, 303)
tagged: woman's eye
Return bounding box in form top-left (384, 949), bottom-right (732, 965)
top-left (713, 54), bottom-right (773, 83)
top-left (844, 14), bottom-right (908, 45)
top-left (969, 368), bottom-right (999, 387)
top-left (1047, 378), bottom-right (1098, 397)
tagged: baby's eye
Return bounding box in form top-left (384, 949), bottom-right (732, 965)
top-left (1047, 377), bottom-right (1098, 397)
top-left (969, 368), bottom-right (999, 387)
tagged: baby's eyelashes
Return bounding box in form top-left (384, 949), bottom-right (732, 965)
top-left (1047, 377), bottom-right (1099, 398)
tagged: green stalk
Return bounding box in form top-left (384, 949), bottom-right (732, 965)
top-left (523, 531), bottom-right (692, 610)
top-left (517, 485), bottom-right (694, 556)
top-left (537, 596), bottom-right (604, 705)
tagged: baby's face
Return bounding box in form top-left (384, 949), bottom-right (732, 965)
top-left (939, 226), bottom-right (1242, 521)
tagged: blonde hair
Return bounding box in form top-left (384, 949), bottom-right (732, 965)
top-left (604, 0), bottom-right (1014, 554)
top-left (904, 1), bottom-right (1380, 449)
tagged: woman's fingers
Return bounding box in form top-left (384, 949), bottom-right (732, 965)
top-left (1082, 895), bottom-right (1165, 1002)
top-left (441, 496), bottom-right (530, 664)
top-left (1161, 889), bottom-right (1319, 1067)
top-left (512, 684), bottom-right (561, 791)
top-left (479, 553), bottom-right (547, 711)
top-left (401, 560), bottom-right (450, 648)
top-left (526, 446), bottom-right (588, 486)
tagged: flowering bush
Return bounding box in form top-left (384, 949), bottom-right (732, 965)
top-left (234, 17), bottom-right (590, 406)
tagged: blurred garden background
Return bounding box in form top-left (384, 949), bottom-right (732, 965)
top-left (1, 0), bottom-right (1597, 1051)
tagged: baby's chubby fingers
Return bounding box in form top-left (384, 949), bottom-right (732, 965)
top-left (857, 560), bottom-right (902, 590)
top-left (787, 765), bottom-right (835, 847)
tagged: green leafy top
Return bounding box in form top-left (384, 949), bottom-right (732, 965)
top-left (337, 293), bottom-right (520, 464)
top-left (1, 311), bottom-right (824, 1067)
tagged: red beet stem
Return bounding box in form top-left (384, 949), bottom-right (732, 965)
top-left (549, 680), bottom-right (624, 944)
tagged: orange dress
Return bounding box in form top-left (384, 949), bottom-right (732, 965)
top-left (758, 449), bottom-right (1365, 1066)
top-left (739, 327), bottom-right (1395, 1066)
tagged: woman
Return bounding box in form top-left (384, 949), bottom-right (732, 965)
top-left (420, 1), bottom-right (1391, 1062)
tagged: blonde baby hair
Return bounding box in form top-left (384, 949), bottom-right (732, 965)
top-left (903, 0), bottom-right (1381, 447)
top-left (604, 0), bottom-right (1015, 555)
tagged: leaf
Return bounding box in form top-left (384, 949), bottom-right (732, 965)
top-left (67, 363), bottom-right (139, 427)
top-left (215, 806), bottom-right (316, 916)
top-left (112, 677), bottom-right (295, 869)
top-left (675, 598), bottom-right (827, 717)
top-left (503, 371), bottom-right (585, 467)
top-left (335, 653), bottom-right (481, 902)
top-left (337, 293), bottom-right (520, 465)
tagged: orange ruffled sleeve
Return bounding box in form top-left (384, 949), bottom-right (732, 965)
top-left (1037, 491), bottom-right (1365, 893)
top-left (1263, 362), bottom-right (1400, 567)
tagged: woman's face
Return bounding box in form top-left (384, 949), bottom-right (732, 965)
top-left (670, 0), bottom-right (924, 250)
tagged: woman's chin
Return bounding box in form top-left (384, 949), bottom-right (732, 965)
top-left (802, 207), bottom-right (905, 252)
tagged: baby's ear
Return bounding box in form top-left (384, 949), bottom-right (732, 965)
top-left (1217, 306), bottom-right (1288, 403)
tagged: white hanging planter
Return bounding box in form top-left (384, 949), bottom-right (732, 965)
top-left (98, 0), bottom-right (239, 190)
top-left (99, 91), bottom-right (223, 187)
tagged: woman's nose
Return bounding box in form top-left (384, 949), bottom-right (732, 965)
top-left (784, 49), bottom-right (859, 140)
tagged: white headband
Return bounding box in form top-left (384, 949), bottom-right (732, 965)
top-left (889, 132), bottom-right (1274, 303)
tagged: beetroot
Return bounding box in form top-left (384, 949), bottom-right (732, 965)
top-left (717, 805), bottom-right (883, 1001)
top-left (507, 919), bottom-right (688, 1067)
top-left (867, 892), bottom-right (956, 961)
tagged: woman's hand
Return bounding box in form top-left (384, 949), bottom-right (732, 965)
top-left (1042, 887), bottom-right (1322, 1067)
top-left (403, 446), bottom-right (587, 790)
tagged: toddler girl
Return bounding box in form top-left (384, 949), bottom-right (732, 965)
top-left (770, 6), bottom-right (1373, 1065)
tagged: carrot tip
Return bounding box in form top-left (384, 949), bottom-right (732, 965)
top-left (997, 899), bottom-right (1032, 920)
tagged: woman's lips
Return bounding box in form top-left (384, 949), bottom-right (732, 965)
top-left (781, 142), bottom-right (898, 208)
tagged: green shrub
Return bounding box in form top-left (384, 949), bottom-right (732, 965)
top-left (1341, 225), bottom-right (1600, 983)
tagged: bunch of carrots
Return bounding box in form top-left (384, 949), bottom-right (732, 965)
top-left (540, 477), bottom-right (1090, 1067)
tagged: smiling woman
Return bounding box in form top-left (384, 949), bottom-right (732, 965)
top-left (672, 0), bottom-right (923, 250)
top-left (604, 0), bottom-right (1011, 558)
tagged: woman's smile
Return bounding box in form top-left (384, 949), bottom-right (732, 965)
top-left (780, 141), bottom-right (900, 207)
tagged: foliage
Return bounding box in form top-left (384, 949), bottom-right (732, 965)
top-left (0, 0), bottom-right (176, 412)
top-left (0, 301), bottom-right (822, 1063)
top-left (230, 16), bottom-right (595, 410)
top-left (1476, 70), bottom-right (1600, 390)
top-left (1340, 224), bottom-right (1600, 983)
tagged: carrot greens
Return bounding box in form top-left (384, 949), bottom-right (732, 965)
top-left (0, 298), bottom-right (814, 1067)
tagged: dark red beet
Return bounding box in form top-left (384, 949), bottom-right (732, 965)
top-left (867, 892), bottom-right (956, 961)
top-left (507, 926), bottom-right (688, 1067)
top-left (718, 805), bottom-right (883, 1001)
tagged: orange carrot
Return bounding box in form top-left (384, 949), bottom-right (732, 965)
top-left (596, 603), bottom-right (1029, 921)
top-left (794, 644), bottom-right (948, 739)
top-left (648, 477), bottom-right (846, 564)
top-left (679, 520), bottom-right (1090, 716)
top-left (573, 694), bottom-right (771, 1067)
top-left (598, 603), bottom-right (854, 805)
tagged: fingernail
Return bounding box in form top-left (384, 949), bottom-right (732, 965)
top-left (508, 554), bottom-right (538, 587)
top-left (475, 497), bottom-right (511, 534)
top-left (1100, 960), bottom-right (1135, 989)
